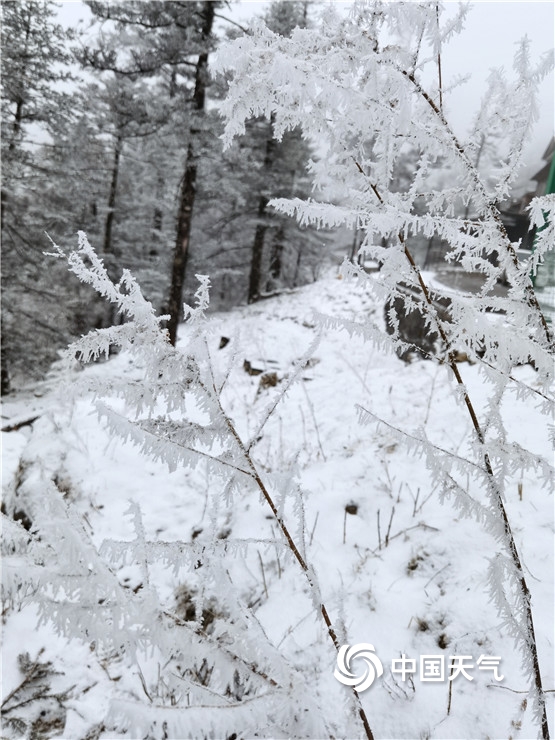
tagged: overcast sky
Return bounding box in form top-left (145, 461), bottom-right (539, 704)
top-left (58, 0), bottom-right (554, 189)
top-left (439, 2), bottom-right (554, 167)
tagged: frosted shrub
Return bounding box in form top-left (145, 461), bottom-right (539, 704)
top-left (213, 2), bottom-right (554, 737)
top-left (2, 3), bottom-right (553, 739)
top-left (2, 232), bottom-right (372, 738)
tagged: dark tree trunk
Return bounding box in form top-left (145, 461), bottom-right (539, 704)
top-left (1, 189), bottom-right (8, 233)
top-left (10, 99), bottom-right (24, 147)
top-left (2, 8), bottom-right (31, 233)
top-left (166, 1), bottom-right (215, 346)
top-left (423, 236), bottom-right (434, 269)
top-left (247, 127), bottom-right (276, 303)
top-left (292, 243), bottom-right (303, 287)
top-left (103, 134), bottom-right (123, 254)
top-left (167, 142), bottom-right (197, 342)
top-left (2, 98), bottom-right (25, 233)
top-left (1, 363), bottom-right (11, 396)
top-left (153, 175), bottom-right (164, 233)
top-left (1, 13), bottom-right (31, 379)
top-left (248, 205), bottom-right (268, 303)
top-left (266, 225), bottom-right (284, 291)
top-left (1, 325), bottom-right (10, 396)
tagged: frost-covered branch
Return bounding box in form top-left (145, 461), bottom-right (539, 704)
top-left (215, 3), bottom-right (553, 736)
top-left (41, 232), bottom-right (378, 738)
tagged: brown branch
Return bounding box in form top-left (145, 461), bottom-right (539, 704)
top-left (162, 609), bottom-right (280, 689)
top-left (435, 4), bottom-right (443, 114)
top-left (201, 371), bottom-right (375, 740)
top-left (361, 172), bottom-right (550, 740)
top-left (394, 64), bottom-right (552, 346)
top-left (1, 416), bottom-right (40, 432)
top-left (214, 13), bottom-right (249, 34)
top-left (405, 237), bottom-right (550, 740)
top-left (487, 684), bottom-right (555, 694)
top-left (1, 649), bottom-right (45, 710)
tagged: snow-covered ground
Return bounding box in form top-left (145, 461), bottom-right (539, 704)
top-left (2, 267), bottom-right (553, 739)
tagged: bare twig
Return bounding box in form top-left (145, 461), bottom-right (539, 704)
top-left (387, 521), bottom-right (439, 545)
top-left (301, 380), bottom-right (326, 461)
top-left (1, 415), bottom-right (40, 432)
top-left (136, 662), bottom-right (152, 703)
top-left (384, 506), bottom-right (395, 547)
top-left (213, 12), bottom-right (248, 34)
top-left (487, 684), bottom-right (555, 694)
top-left (447, 661), bottom-right (454, 715)
top-left (1, 649), bottom-right (45, 710)
top-left (258, 550), bottom-right (268, 599)
top-left (201, 367), bottom-right (376, 740)
top-left (408, 485), bottom-right (434, 517)
top-left (435, 3), bottom-right (443, 113)
top-left (423, 563), bottom-right (450, 590)
top-left (309, 511), bottom-right (319, 547)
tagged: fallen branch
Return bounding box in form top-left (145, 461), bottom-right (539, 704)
top-left (1, 415), bottom-right (40, 433)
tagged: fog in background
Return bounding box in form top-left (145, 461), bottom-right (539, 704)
top-left (57, 0), bottom-right (554, 193)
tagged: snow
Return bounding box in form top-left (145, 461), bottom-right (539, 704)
top-left (2, 267), bottom-right (553, 739)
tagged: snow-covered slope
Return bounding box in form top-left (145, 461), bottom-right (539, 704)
top-left (2, 270), bottom-right (553, 739)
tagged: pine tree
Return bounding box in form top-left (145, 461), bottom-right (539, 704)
top-left (1, 0), bottom-right (78, 390)
top-left (83, 0), bottom-right (221, 345)
top-left (167, 0), bottom-right (217, 344)
top-left (244, 1), bottom-right (315, 303)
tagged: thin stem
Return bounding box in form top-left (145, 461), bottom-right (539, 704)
top-left (1, 650), bottom-right (45, 710)
top-left (205, 377), bottom-right (375, 740)
top-left (301, 380), bottom-right (326, 461)
top-left (406, 235), bottom-right (550, 738)
top-left (447, 660), bottom-right (454, 715)
top-left (258, 551), bottom-right (269, 599)
top-left (309, 511), bottom-right (319, 546)
top-left (385, 506), bottom-right (395, 548)
top-left (394, 64), bottom-right (552, 345)
top-left (162, 609), bottom-right (280, 689)
top-left (435, 3), bottom-right (443, 114)
top-left (362, 172), bottom-right (550, 739)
